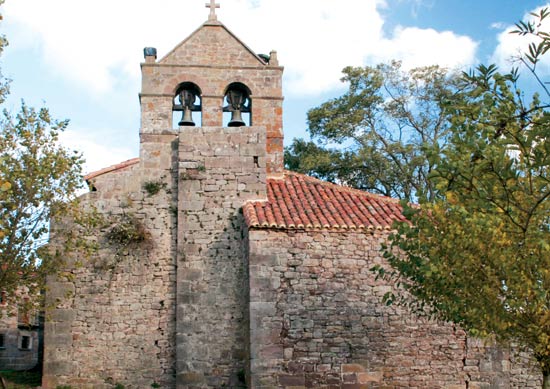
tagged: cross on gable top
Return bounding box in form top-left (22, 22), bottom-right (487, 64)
top-left (206, 0), bottom-right (220, 21)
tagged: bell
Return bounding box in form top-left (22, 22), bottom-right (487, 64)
top-left (226, 88), bottom-right (247, 127)
top-left (179, 107), bottom-right (195, 126)
top-left (177, 89), bottom-right (197, 127)
top-left (228, 109), bottom-right (245, 127)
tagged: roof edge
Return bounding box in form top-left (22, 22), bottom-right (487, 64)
top-left (271, 170), bottom-right (404, 205)
top-left (84, 158), bottom-right (140, 182)
top-left (243, 170), bottom-right (407, 232)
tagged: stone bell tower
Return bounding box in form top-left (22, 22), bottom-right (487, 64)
top-left (139, 2), bottom-right (284, 387)
top-left (139, 1), bottom-right (284, 176)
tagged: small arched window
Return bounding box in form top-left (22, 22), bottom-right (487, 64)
top-left (173, 82), bottom-right (202, 128)
top-left (223, 82), bottom-right (251, 127)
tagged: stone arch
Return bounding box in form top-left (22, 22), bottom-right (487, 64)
top-left (223, 82), bottom-right (252, 127)
top-left (173, 82), bottom-right (202, 127)
top-left (223, 81), bottom-right (252, 97)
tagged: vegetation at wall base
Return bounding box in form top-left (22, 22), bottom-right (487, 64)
top-left (0, 370), bottom-right (41, 389)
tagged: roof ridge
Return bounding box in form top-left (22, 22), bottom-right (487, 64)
top-left (280, 170), bottom-right (402, 205)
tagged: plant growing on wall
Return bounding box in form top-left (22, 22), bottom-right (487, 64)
top-left (93, 213), bottom-right (151, 271)
top-left (143, 180), bottom-right (166, 196)
top-left (106, 213), bottom-right (149, 248)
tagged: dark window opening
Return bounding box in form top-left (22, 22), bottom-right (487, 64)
top-left (20, 335), bottom-right (31, 350)
top-left (0, 333), bottom-right (5, 348)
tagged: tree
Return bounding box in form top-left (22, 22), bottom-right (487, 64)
top-left (0, 1), bottom-right (95, 308)
top-left (379, 9), bottom-right (550, 388)
top-left (285, 61), bottom-right (459, 200)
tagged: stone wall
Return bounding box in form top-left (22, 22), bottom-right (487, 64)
top-left (176, 125), bottom-right (266, 388)
top-left (0, 291), bottom-right (40, 371)
top-left (43, 145), bottom-right (178, 388)
top-left (0, 329), bottom-right (39, 371)
top-left (0, 308), bottom-right (39, 371)
top-left (248, 229), bottom-right (542, 388)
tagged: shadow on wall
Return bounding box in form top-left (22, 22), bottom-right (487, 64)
top-left (177, 212), bottom-right (248, 388)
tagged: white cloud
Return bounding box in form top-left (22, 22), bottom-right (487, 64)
top-left (371, 26), bottom-right (478, 70)
top-left (404, 0), bottom-right (435, 19)
top-left (490, 22), bottom-right (507, 30)
top-left (4, 0), bottom-right (478, 97)
top-left (491, 4), bottom-right (550, 74)
top-left (226, 0), bottom-right (388, 95)
top-left (3, 0), bottom-right (206, 94)
top-left (59, 129), bottom-right (137, 175)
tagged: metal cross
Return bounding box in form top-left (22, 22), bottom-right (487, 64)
top-left (206, 0), bottom-right (220, 21)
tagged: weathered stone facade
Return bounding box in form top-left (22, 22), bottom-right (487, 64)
top-left (140, 18), bottom-right (283, 175)
top-left (43, 9), bottom-right (543, 389)
top-left (176, 125), bottom-right (266, 387)
top-left (43, 157), bottom-right (178, 388)
top-left (0, 293), bottom-right (41, 371)
top-left (248, 229), bottom-right (541, 388)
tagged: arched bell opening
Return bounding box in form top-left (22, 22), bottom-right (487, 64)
top-left (173, 82), bottom-right (202, 128)
top-left (223, 82), bottom-right (251, 127)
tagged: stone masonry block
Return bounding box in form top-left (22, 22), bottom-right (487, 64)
top-left (47, 281), bottom-right (75, 301)
top-left (43, 360), bottom-right (76, 376)
top-left (179, 161), bottom-right (200, 169)
top-left (49, 309), bottom-right (76, 323)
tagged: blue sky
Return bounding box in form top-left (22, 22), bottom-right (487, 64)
top-left (1, 0), bottom-right (549, 174)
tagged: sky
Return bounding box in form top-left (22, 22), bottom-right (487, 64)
top-left (1, 0), bottom-right (550, 175)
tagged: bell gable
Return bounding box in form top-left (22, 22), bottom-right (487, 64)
top-left (159, 21), bottom-right (266, 68)
top-left (139, 11), bottom-right (284, 173)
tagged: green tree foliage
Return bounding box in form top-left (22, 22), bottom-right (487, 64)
top-left (285, 61), bottom-right (459, 200)
top-left (379, 9), bottom-right (550, 387)
top-left (0, 1), bottom-right (96, 307)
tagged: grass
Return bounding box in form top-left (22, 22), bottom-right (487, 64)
top-left (0, 370), bottom-right (41, 389)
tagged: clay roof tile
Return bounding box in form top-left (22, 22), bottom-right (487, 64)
top-left (244, 171), bottom-right (406, 232)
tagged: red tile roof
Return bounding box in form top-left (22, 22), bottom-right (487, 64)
top-left (244, 171), bottom-right (406, 231)
top-left (85, 158), bottom-right (405, 231)
top-left (84, 158), bottom-right (140, 181)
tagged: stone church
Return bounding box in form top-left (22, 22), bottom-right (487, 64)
top-left (43, 3), bottom-right (541, 388)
